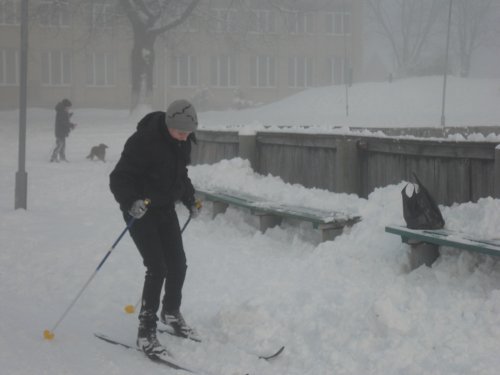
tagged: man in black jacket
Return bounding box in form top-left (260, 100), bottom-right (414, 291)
top-left (50, 98), bottom-right (76, 162)
top-left (110, 99), bottom-right (201, 359)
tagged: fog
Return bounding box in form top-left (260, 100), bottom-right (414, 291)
top-left (467, 44), bottom-right (500, 79)
top-left (362, 0), bottom-right (500, 80)
top-left (2, 0), bottom-right (500, 115)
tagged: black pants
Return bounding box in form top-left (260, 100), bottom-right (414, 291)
top-left (126, 207), bottom-right (187, 328)
top-left (51, 137), bottom-right (66, 161)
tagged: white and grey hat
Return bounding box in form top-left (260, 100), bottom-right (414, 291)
top-left (165, 99), bottom-right (198, 132)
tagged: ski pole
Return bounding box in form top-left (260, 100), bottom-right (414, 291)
top-left (43, 199), bottom-right (150, 340)
top-left (123, 206), bottom-right (198, 315)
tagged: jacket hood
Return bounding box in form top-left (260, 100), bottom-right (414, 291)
top-left (137, 111), bottom-right (165, 131)
top-left (55, 99), bottom-right (72, 111)
top-left (55, 102), bottom-right (67, 112)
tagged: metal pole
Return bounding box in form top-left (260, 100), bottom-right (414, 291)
top-left (15, 0), bottom-right (29, 209)
top-left (440, 0), bottom-right (453, 128)
top-left (44, 216), bottom-right (137, 340)
top-left (342, 3), bottom-right (349, 117)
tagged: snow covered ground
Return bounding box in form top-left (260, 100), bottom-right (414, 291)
top-left (1, 76), bottom-right (500, 374)
top-left (200, 76), bottom-right (500, 129)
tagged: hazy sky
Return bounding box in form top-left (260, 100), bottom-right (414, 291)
top-left (362, 0), bottom-right (500, 80)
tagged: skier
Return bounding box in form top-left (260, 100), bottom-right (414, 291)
top-left (109, 99), bottom-right (201, 360)
top-left (50, 98), bottom-right (76, 162)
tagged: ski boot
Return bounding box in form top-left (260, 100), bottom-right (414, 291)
top-left (160, 309), bottom-right (201, 342)
top-left (137, 324), bottom-right (171, 360)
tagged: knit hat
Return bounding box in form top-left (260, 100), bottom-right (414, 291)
top-left (165, 99), bottom-right (198, 132)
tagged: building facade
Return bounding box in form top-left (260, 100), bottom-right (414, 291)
top-left (0, 0), bottom-right (363, 110)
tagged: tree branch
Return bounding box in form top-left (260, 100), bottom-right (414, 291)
top-left (152, 0), bottom-right (201, 36)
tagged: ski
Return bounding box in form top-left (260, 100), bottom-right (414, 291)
top-left (259, 345), bottom-right (285, 361)
top-left (94, 332), bottom-right (195, 373)
top-left (157, 326), bottom-right (285, 360)
top-left (158, 325), bottom-right (202, 342)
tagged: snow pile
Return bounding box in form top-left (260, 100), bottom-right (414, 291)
top-left (1, 76), bottom-right (499, 374)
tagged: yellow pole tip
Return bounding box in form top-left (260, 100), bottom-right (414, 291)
top-left (43, 330), bottom-right (55, 340)
top-left (124, 305), bottom-right (135, 314)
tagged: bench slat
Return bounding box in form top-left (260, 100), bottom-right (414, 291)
top-left (196, 187), bottom-right (360, 236)
top-left (385, 225), bottom-right (500, 257)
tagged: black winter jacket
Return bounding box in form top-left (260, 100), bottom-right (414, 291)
top-left (109, 111), bottom-right (196, 213)
top-left (54, 101), bottom-right (74, 138)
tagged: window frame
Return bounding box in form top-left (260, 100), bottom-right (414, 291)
top-left (41, 49), bottom-right (72, 86)
top-left (86, 52), bottom-right (115, 87)
top-left (0, 0), bottom-right (20, 25)
top-left (328, 55), bottom-right (347, 85)
top-left (250, 55), bottom-right (276, 88)
top-left (287, 11), bottom-right (313, 35)
top-left (288, 56), bottom-right (312, 88)
top-left (325, 11), bottom-right (351, 35)
top-left (170, 55), bottom-right (199, 88)
top-left (91, 3), bottom-right (114, 29)
top-left (0, 48), bottom-right (19, 86)
top-left (212, 8), bottom-right (238, 33)
top-left (210, 55), bottom-right (237, 88)
top-left (249, 9), bottom-right (276, 34)
top-left (38, 0), bottom-right (70, 28)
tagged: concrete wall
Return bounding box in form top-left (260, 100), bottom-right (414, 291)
top-left (1, 0), bottom-right (364, 110)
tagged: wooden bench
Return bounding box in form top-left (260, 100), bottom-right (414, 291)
top-left (385, 225), bottom-right (500, 270)
top-left (195, 187), bottom-right (360, 242)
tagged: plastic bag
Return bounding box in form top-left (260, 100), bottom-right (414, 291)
top-left (402, 173), bottom-right (445, 229)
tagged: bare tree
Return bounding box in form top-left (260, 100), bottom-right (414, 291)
top-left (366, 0), bottom-right (445, 77)
top-left (119, 0), bottom-right (201, 110)
top-left (452, 0), bottom-right (496, 77)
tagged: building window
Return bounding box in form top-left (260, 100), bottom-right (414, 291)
top-left (212, 8), bottom-right (238, 33)
top-left (0, 48), bottom-right (18, 85)
top-left (249, 10), bottom-right (275, 34)
top-left (170, 55), bottom-right (198, 87)
top-left (86, 53), bottom-right (114, 86)
top-left (174, 9), bottom-right (198, 32)
top-left (210, 55), bottom-right (237, 88)
top-left (288, 56), bottom-right (312, 88)
top-left (0, 0), bottom-right (20, 25)
top-left (326, 12), bottom-right (350, 35)
top-left (287, 11), bottom-right (313, 34)
top-left (92, 3), bottom-right (114, 29)
top-left (328, 56), bottom-right (347, 85)
top-left (39, 0), bottom-right (69, 27)
top-left (41, 50), bottom-right (71, 86)
top-left (250, 56), bottom-right (276, 88)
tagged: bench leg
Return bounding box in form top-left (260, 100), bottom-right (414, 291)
top-left (321, 227), bottom-right (343, 242)
top-left (257, 214), bottom-right (282, 232)
top-left (408, 240), bottom-right (439, 270)
top-left (212, 201), bottom-right (228, 219)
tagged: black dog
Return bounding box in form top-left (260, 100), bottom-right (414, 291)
top-left (86, 143), bottom-right (108, 162)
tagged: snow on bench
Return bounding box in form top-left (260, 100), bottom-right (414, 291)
top-left (385, 225), bottom-right (500, 270)
top-left (196, 187), bottom-right (360, 242)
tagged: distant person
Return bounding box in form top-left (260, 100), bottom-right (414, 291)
top-left (50, 98), bottom-right (76, 162)
top-left (109, 99), bottom-right (202, 360)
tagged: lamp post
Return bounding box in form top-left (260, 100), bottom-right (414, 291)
top-left (15, 0), bottom-right (28, 209)
top-left (342, 2), bottom-right (349, 117)
top-left (441, 0), bottom-right (453, 128)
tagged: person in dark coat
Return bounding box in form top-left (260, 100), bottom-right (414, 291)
top-left (50, 98), bottom-right (76, 162)
top-left (109, 99), bottom-right (201, 360)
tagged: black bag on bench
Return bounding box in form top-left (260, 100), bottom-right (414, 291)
top-left (402, 173), bottom-right (445, 230)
